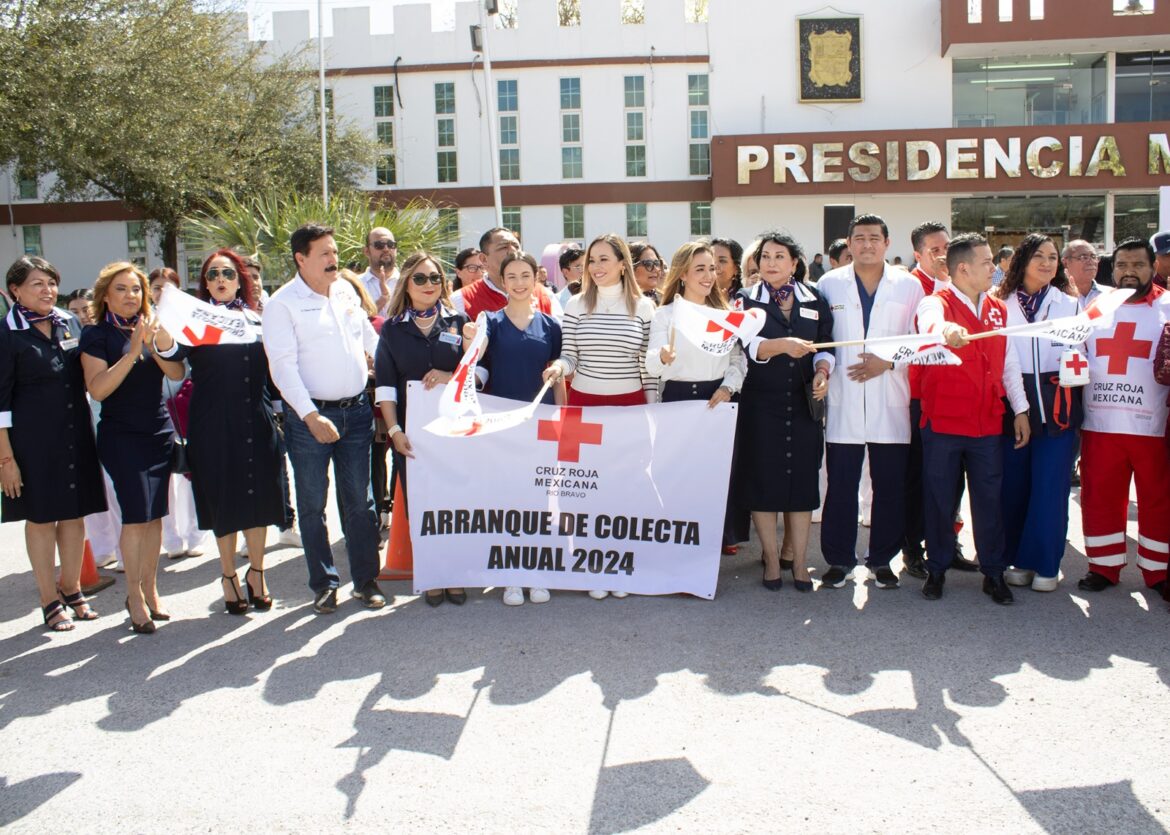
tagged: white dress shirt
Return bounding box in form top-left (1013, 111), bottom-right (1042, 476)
top-left (262, 274), bottom-right (378, 419)
top-left (360, 268), bottom-right (398, 317)
top-left (645, 301), bottom-right (746, 393)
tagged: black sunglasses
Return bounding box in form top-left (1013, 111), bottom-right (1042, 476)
top-left (372, 240), bottom-right (398, 250)
top-left (636, 259), bottom-right (664, 271)
top-left (206, 267), bottom-right (238, 280)
top-left (411, 272), bottom-right (444, 286)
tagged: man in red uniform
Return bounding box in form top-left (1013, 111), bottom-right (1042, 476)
top-left (1078, 238), bottom-right (1170, 597)
top-left (451, 227), bottom-right (561, 320)
top-left (915, 233), bottom-right (1030, 604)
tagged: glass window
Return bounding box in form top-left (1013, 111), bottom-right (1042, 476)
top-left (127, 221), bottom-right (147, 267)
top-left (498, 79), bottom-right (518, 112)
top-left (560, 78), bottom-right (581, 110)
top-left (1116, 52), bottom-right (1170, 122)
top-left (499, 115), bottom-right (518, 146)
top-left (437, 150), bottom-right (458, 183)
top-left (374, 85), bottom-right (394, 118)
top-left (624, 76), bottom-right (645, 108)
top-left (435, 82), bottom-right (456, 114)
top-left (689, 110), bottom-right (708, 140)
top-left (951, 194), bottom-right (1106, 247)
top-left (688, 74), bottom-right (709, 106)
top-left (689, 143), bottom-right (710, 176)
top-left (689, 201), bottom-right (711, 236)
top-left (437, 118), bottom-right (456, 147)
top-left (952, 53), bottom-right (1107, 127)
top-left (625, 111), bottom-right (644, 141)
top-left (622, 0), bottom-right (645, 23)
top-left (376, 155), bottom-right (396, 186)
top-left (502, 206), bottom-right (522, 240)
top-left (626, 203), bottom-right (647, 238)
top-left (563, 205), bottom-right (585, 240)
top-left (562, 113), bottom-right (581, 143)
top-left (562, 146), bottom-right (583, 178)
top-left (559, 0), bottom-right (581, 26)
top-left (1114, 193), bottom-right (1160, 242)
top-left (22, 226), bottom-right (42, 256)
top-left (17, 175), bottom-right (37, 200)
top-left (499, 148), bottom-right (520, 181)
top-left (376, 122), bottom-right (394, 146)
top-left (625, 145), bottom-right (646, 177)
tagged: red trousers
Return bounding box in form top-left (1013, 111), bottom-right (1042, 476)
top-left (1080, 430), bottom-right (1170, 587)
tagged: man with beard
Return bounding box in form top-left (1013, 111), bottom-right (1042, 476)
top-left (360, 227), bottom-right (399, 316)
top-left (1078, 238), bottom-right (1170, 598)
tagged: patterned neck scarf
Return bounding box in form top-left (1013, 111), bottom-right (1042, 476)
top-left (14, 302), bottom-right (65, 327)
top-left (212, 297), bottom-right (247, 311)
top-left (1016, 285), bottom-right (1049, 323)
top-left (105, 310), bottom-right (140, 330)
top-left (767, 280), bottom-right (795, 307)
top-left (392, 302), bottom-right (441, 324)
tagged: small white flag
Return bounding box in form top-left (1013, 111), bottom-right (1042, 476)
top-left (156, 284), bottom-right (256, 346)
top-left (438, 311), bottom-right (487, 419)
top-left (863, 333), bottom-right (960, 366)
top-left (671, 297), bottom-right (766, 356)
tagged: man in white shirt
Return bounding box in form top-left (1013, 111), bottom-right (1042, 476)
top-left (1062, 239), bottom-right (1103, 310)
top-left (360, 227), bottom-right (399, 316)
top-left (263, 223), bottom-right (386, 614)
top-left (818, 214), bottom-right (924, 590)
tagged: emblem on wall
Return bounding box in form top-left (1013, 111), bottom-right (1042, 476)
top-left (798, 17), bottom-right (862, 103)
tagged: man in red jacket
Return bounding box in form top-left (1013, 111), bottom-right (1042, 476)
top-left (451, 227), bottom-right (562, 320)
top-left (914, 233), bottom-right (1031, 604)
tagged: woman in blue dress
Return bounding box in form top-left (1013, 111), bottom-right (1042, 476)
top-left (80, 262), bottom-right (184, 634)
top-left (0, 257), bottom-right (106, 632)
top-left (467, 250), bottom-right (565, 606)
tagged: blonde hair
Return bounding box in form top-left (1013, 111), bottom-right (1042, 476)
top-left (337, 268), bottom-right (377, 317)
top-left (582, 233), bottom-right (640, 316)
top-left (92, 261), bottom-right (151, 321)
top-left (386, 251), bottom-right (453, 319)
top-left (660, 242), bottom-right (726, 309)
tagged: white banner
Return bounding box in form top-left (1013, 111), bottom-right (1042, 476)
top-left (156, 284), bottom-right (256, 346)
top-left (672, 297), bottom-right (766, 356)
top-left (406, 382), bottom-right (736, 598)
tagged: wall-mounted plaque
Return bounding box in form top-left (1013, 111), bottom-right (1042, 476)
top-left (798, 17), bottom-right (862, 103)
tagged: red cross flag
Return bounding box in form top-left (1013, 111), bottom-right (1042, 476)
top-left (155, 284), bottom-right (257, 346)
top-left (405, 382), bottom-right (736, 598)
top-left (861, 333), bottom-right (960, 366)
top-left (671, 297), bottom-right (766, 356)
top-left (438, 311), bottom-right (487, 419)
top-left (992, 288), bottom-right (1135, 345)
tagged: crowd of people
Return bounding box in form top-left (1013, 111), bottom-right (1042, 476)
top-left (4, 213), bottom-right (1170, 633)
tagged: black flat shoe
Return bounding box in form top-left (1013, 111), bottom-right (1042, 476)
top-left (983, 575), bottom-right (1014, 605)
top-left (425, 590), bottom-right (445, 607)
top-left (125, 597), bottom-right (156, 634)
top-left (922, 572), bottom-right (945, 600)
top-left (1077, 572), bottom-right (1115, 592)
top-left (445, 588), bottom-right (467, 606)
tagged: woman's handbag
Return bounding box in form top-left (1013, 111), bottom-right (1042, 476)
top-left (165, 378), bottom-right (194, 477)
top-left (802, 359), bottom-right (826, 424)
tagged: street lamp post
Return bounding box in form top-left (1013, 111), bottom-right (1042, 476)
top-left (318, 0), bottom-right (329, 207)
top-left (478, 2), bottom-right (503, 226)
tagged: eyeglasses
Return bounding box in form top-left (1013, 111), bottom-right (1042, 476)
top-left (635, 259), bottom-right (664, 271)
top-left (460, 264), bottom-right (484, 273)
top-left (1067, 253), bottom-right (1099, 263)
top-left (371, 240), bottom-right (397, 250)
top-left (411, 272), bottom-right (444, 286)
top-left (206, 268), bottom-right (238, 280)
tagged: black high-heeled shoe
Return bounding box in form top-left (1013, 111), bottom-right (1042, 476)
top-left (245, 567), bottom-right (273, 611)
top-left (57, 587), bottom-right (98, 620)
top-left (221, 574), bottom-right (249, 615)
top-left (762, 568), bottom-right (783, 591)
top-left (124, 597), bottom-right (156, 634)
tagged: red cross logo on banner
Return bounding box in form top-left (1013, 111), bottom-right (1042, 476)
top-left (1064, 353), bottom-right (1088, 375)
top-left (705, 311), bottom-right (745, 341)
top-left (537, 407), bottom-right (603, 463)
top-left (181, 324), bottom-right (223, 346)
top-left (1095, 321), bottom-right (1152, 375)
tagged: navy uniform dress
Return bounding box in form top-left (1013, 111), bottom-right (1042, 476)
top-left (0, 308), bottom-right (106, 523)
top-left (79, 319), bottom-right (173, 524)
top-left (732, 281), bottom-right (834, 513)
top-left (160, 310), bottom-right (287, 537)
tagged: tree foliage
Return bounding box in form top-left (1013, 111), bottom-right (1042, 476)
top-left (0, 0), bottom-right (379, 265)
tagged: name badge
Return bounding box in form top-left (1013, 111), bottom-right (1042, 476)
top-left (830, 304), bottom-right (845, 312)
top-left (439, 331), bottom-right (462, 346)
top-left (60, 338), bottom-right (79, 351)
top-left (799, 307), bottom-right (819, 320)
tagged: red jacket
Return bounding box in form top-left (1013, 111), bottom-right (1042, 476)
top-left (461, 278), bottom-right (552, 321)
top-left (909, 267), bottom-right (940, 400)
top-left (919, 288), bottom-right (1008, 438)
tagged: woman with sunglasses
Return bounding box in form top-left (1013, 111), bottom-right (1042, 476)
top-left (630, 241), bottom-right (665, 306)
top-left (375, 251), bottom-right (470, 607)
top-left (153, 250), bottom-right (287, 615)
top-left (80, 262), bottom-right (185, 634)
top-left (0, 257), bottom-right (107, 632)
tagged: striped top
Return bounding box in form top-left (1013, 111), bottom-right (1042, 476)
top-left (559, 284), bottom-right (657, 402)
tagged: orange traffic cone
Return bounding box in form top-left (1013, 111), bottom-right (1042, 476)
top-left (378, 474), bottom-right (413, 581)
top-left (79, 539), bottom-right (115, 595)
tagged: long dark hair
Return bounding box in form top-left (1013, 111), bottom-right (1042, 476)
top-left (750, 232), bottom-right (808, 284)
top-left (198, 248), bottom-right (258, 310)
top-left (995, 233), bottom-right (1069, 299)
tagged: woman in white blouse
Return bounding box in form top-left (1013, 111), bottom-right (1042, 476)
top-left (646, 241), bottom-right (745, 405)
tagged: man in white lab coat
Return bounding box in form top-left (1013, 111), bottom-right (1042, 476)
top-left (817, 214), bottom-right (924, 589)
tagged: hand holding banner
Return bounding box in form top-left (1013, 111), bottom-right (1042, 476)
top-left (439, 311), bottom-right (488, 418)
top-left (156, 284), bottom-right (256, 346)
top-left (671, 298), bottom-right (766, 356)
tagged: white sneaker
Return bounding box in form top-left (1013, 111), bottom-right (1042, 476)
top-left (277, 527), bottom-right (302, 547)
top-left (611, 591), bottom-right (629, 599)
top-left (528, 588), bottom-right (550, 604)
top-left (1004, 568), bottom-right (1035, 587)
top-left (186, 546), bottom-right (204, 558)
top-left (1031, 574), bottom-right (1059, 592)
top-left (502, 586), bottom-right (525, 606)
top-left (588, 589), bottom-right (609, 600)
top-left (166, 549), bottom-right (187, 560)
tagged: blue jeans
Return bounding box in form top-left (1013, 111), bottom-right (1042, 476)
top-left (284, 401), bottom-right (380, 594)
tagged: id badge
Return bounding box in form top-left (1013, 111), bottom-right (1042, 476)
top-left (439, 330), bottom-right (462, 346)
top-left (60, 338), bottom-right (80, 351)
top-left (799, 307), bottom-right (819, 320)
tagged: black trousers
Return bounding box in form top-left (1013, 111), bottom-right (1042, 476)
top-left (822, 442), bottom-right (908, 568)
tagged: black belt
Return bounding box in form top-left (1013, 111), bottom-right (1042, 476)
top-left (311, 394), bottom-right (366, 410)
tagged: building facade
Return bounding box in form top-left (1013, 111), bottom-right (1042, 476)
top-left (3, 0), bottom-right (1169, 290)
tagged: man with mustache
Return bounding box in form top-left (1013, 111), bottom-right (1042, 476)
top-left (1078, 238), bottom-right (1170, 598)
top-left (263, 223), bottom-right (387, 614)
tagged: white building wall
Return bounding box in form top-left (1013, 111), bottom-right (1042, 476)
top-left (0, 219), bottom-right (166, 294)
